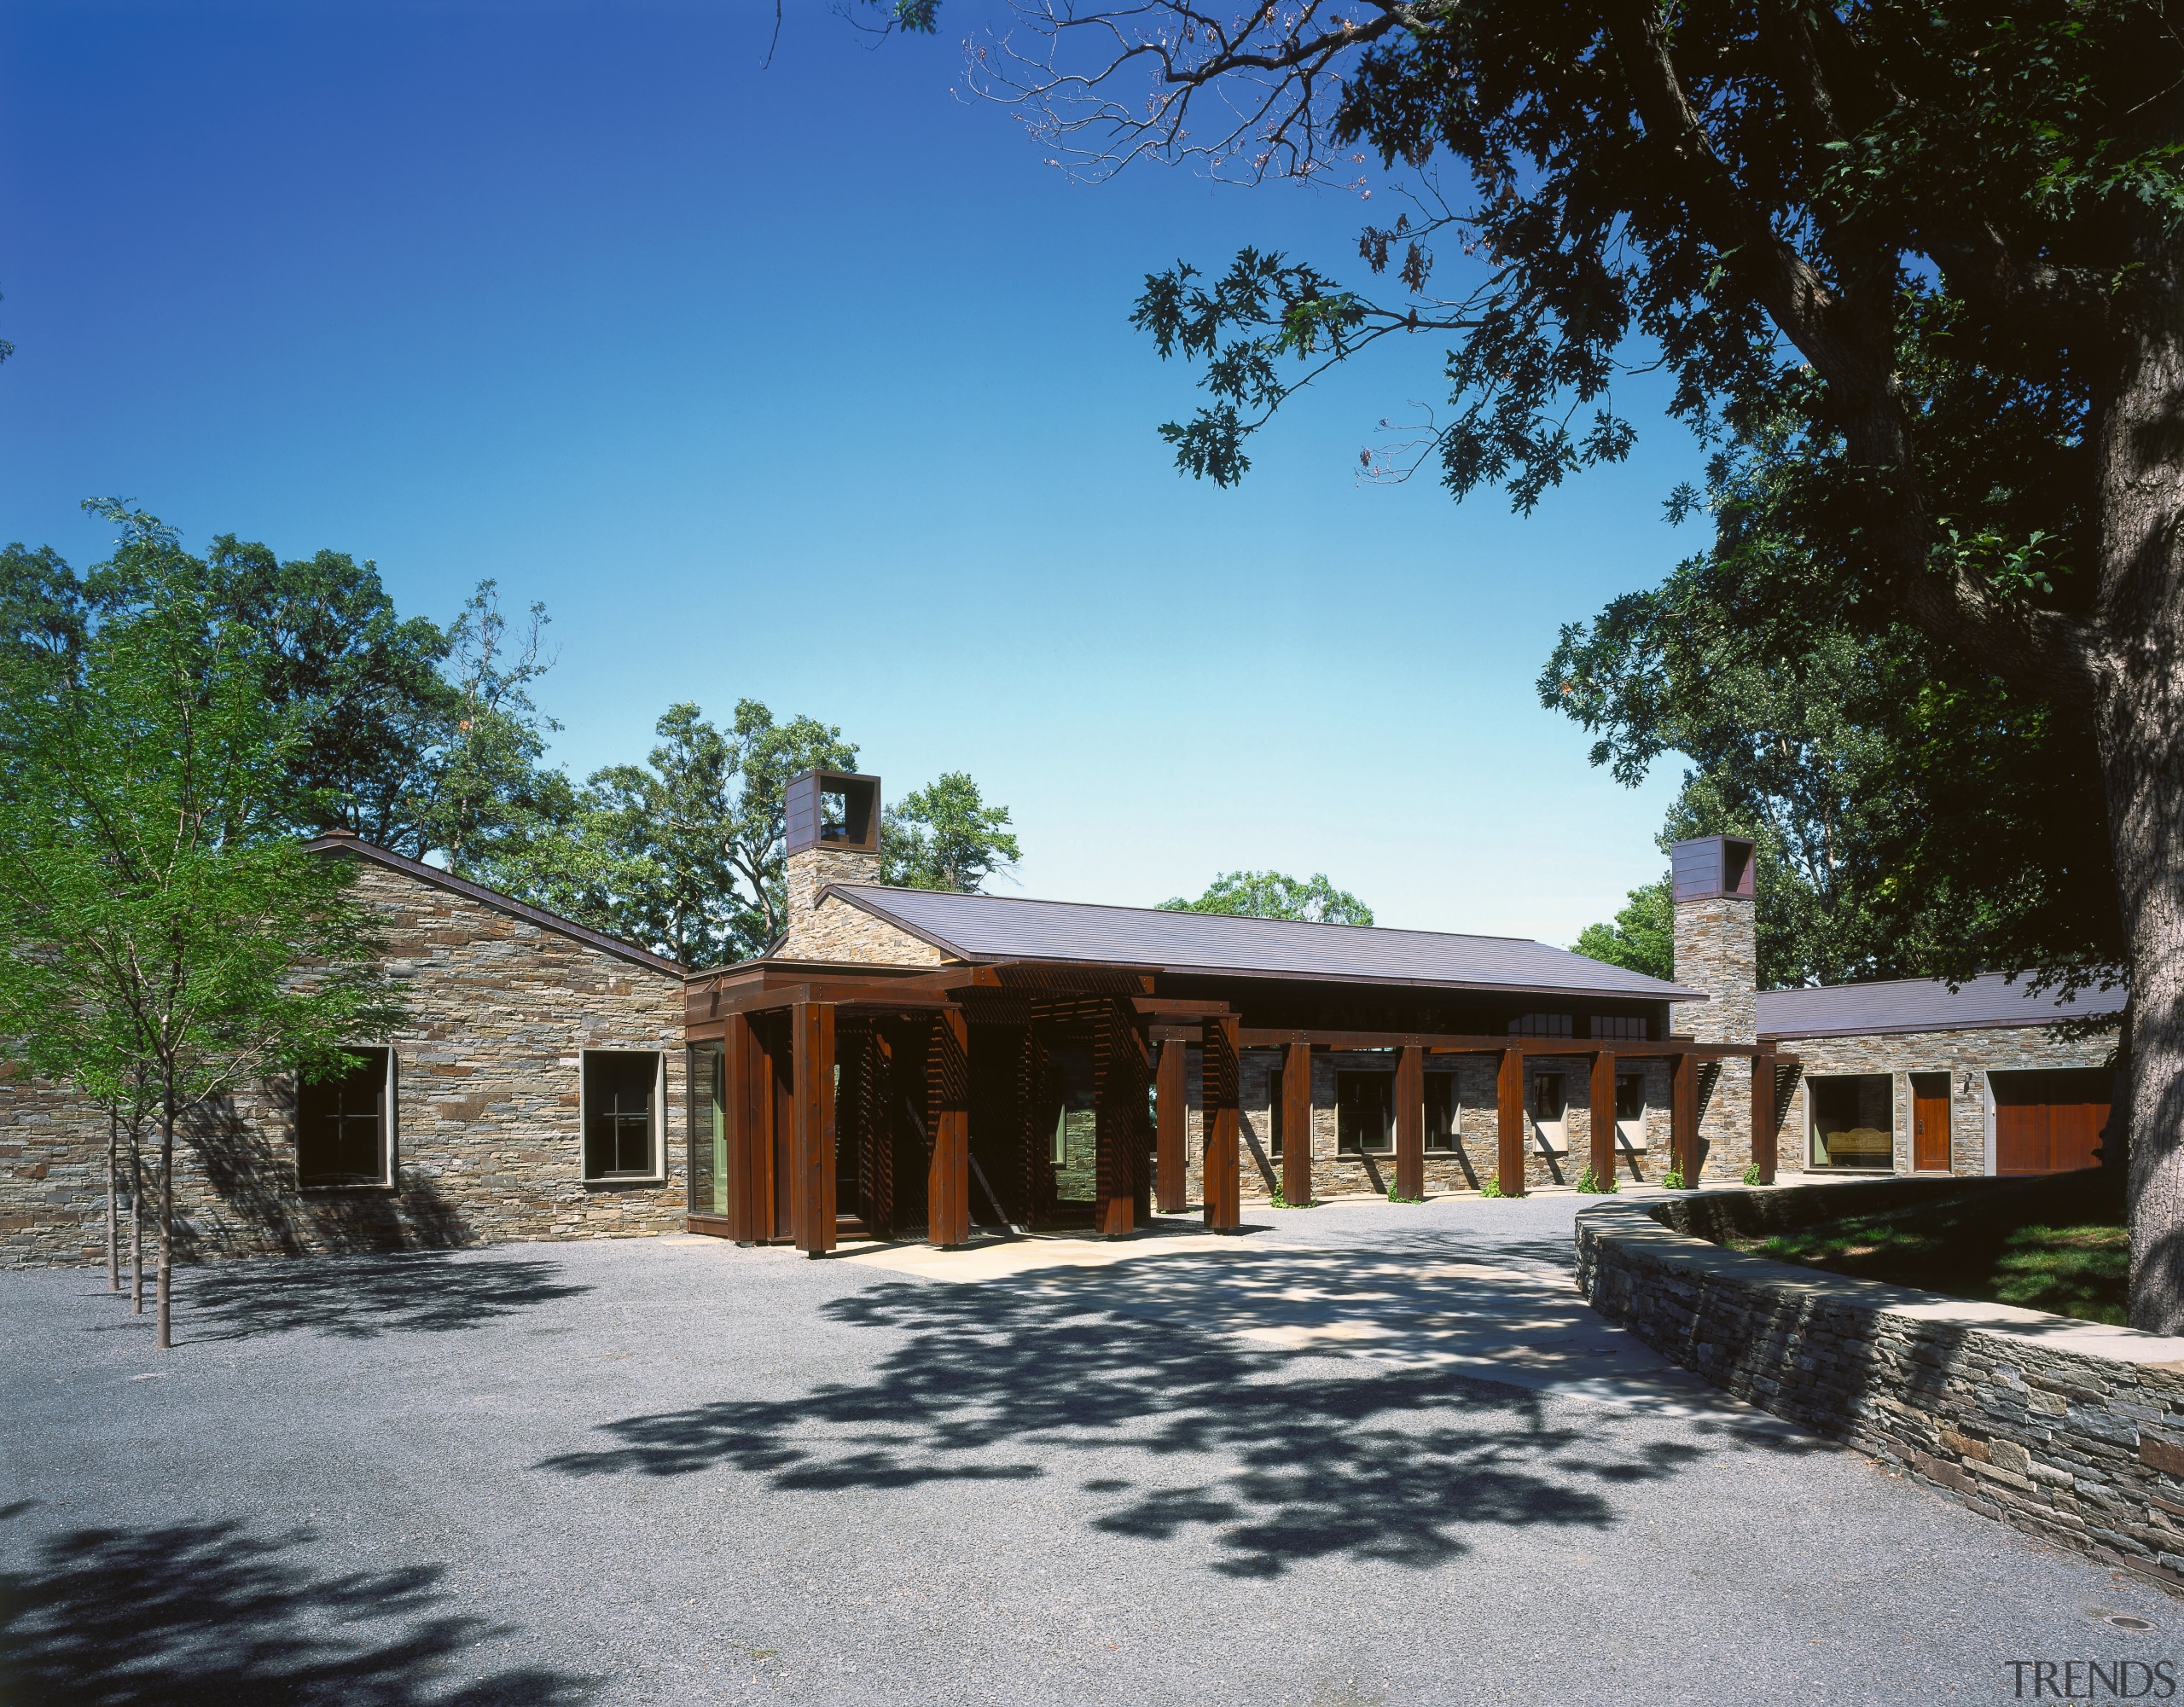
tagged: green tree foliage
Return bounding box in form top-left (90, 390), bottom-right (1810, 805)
top-left (881, 772), bottom-right (1021, 894)
top-left (1159, 871), bottom-right (1374, 926)
top-left (0, 503), bottom-right (405, 1348)
top-left (0, 527), bottom-right (558, 870)
top-left (1571, 880), bottom-right (1674, 985)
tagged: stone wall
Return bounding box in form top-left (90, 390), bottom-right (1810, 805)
top-left (1577, 1189), bottom-right (2184, 1593)
top-left (1774, 1025), bottom-right (2118, 1178)
top-left (777, 850), bottom-right (950, 966)
top-left (1672, 892), bottom-right (1756, 1184)
top-left (0, 855), bottom-right (688, 1269)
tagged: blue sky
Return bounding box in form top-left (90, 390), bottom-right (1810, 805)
top-left (0, 0), bottom-right (1705, 943)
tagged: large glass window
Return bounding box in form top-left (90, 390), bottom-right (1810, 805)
top-left (1424, 1075), bottom-right (1459, 1153)
top-left (1048, 1042), bottom-right (1096, 1201)
top-left (1808, 1073), bottom-right (1895, 1169)
top-left (1531, 1071), bottom-right (1569, 1153)
top-left (584, 1051), bottom-right (662, 1181)
top-left (687, 1042), bottom-right (725, 1214)
top-left (297, 1048), bottom-right (392, 1187)
top-left (1614, 1073), bottom-right (1647, 1151)
top-left (1336, 1071), bottom-right (1394, 1154)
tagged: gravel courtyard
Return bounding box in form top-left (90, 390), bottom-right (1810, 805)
top-left (3, 1193), bottom-right (2176, 1705)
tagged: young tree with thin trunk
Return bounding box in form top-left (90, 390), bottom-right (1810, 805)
top-left (0, 504), bottom-right (404, 1348)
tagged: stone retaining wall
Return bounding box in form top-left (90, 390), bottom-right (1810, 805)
top-left (1577, 1186), bottom-right (2184, 1592)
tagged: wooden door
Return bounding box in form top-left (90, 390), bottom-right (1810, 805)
top-left (1993, 1069), bottom-right (2114, 1175)
top-left (1911, 1073), bottom-right (1952, 1172)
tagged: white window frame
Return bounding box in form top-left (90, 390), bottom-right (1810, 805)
top-left (295, 1045), bottom-right (398, 1192)
top-left (1531, 1070), bottom-right (1571, 1154)
top-left (1423, 1071), bottom-right (1461, 1154)
top-left (579, 1048), bottom-right (667, 1185)
top-left (1612, 1071), bottom-right (1648, 1154)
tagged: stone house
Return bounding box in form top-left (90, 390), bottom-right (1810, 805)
top-left (0, 833), bottom-right (687, 1269)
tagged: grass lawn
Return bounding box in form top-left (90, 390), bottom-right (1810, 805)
top-left (1733, 1170), bottom-right (2129, 1325)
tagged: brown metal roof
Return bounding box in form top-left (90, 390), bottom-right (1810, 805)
top-left (820, 885), bottom-right (1704, 1002)
top-left (304, 833), bottom-right (684, 977)
top-left (1757, 973), bottom-right (2125, 1041)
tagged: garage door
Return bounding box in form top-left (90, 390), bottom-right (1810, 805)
top-left (1991, 1068), bottom-right (2116, 1175)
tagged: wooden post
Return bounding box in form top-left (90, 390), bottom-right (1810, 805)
top-left (1093, 1001), bottom-right (1139, 1237)
top-left (1203, 1014), bottom-right (1242, 1231)
top-left (1671, 1048), bottom-right (1699, 1184)
top-left (723, 1013), bottom-right (767, 1244)
top-left (791, 1002), bottom-right (837, 1257)
top-left (1751, 1047), bottom-right (1778, 1184)
top-left (1496, 1046), bottom-right (1526, 1196)
top-left (1589, 1049), bottom-right (1617, 1188)
top-left (1395, 1044), bottom-right (1424, 1200)
top-left (1282, 1040), bottom-right (1312, 1208)
top-left (927, 1007), bottom-right (971, 1246)
top-left (1155, 1037), bottom-right (1187, 1214)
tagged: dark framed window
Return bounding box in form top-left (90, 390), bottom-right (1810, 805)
top-left (1590, 1014), bottom-right (1648, 1042)
top-left (1508, 1013), bottom-right (1574, 1038)
top-left (1268, 1067), bottom-right (1284, 1158)
top-left (297, 1048), bottom-right (392, 1186)
top-left (584, 1051), bottom-right (661, 1180)
top-left (1809, 1073), bottom-right (1894, 1169)
top-left (1336, 1071), bottom-right (1394, 1154)
top-left (687, 1042), bottom-right (725, 1215)
top-left (1424, 1075), bottom-right (1458, 1152)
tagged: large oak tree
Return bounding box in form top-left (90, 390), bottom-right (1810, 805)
top-left (903, 2), bottom-right (2184, 1323)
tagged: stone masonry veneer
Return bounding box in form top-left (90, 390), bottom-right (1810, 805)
top-left (779, 850), bottom-right (947, 966)
top-left (1771, 1025), bottom-right (2119, 1179)
top-left (1578, 1187), bottom-right (2184, 1594)
top-left (0, 853), bottom-right (687, 1269)
top-left (1674, 892), bottom-right (1757, 1183)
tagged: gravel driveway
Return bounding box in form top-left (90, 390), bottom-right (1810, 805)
top-left (2, 1193), bottom-right (2175, 1704)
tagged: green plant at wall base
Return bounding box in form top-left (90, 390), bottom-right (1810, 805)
top-left (1478, 1177), bottom-right (1507, 1199)
top-left (1386, 1186), bottom-right (1423, 1205)
top-left (1661, 1167), bottom-right (1687, 1191)
top-left (1743, 1164), bottom-right (1763, 1187)
top-left (1575, 1167), bottom-right (1619, 1195)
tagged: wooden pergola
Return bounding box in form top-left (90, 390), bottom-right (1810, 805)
top-left (682, 958), bottom-right (1792, 1255)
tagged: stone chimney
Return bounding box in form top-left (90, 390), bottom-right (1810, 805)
top-left (1670, 835), bottom-right (1757, 1179)
top-left (1670, 835), bottom-right (1757, 1043)
top-left (776, 768), bottom-right (943, 965)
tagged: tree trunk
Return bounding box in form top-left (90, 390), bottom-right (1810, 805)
top-left (130, 1129), bottom-right (142, 1315)
top-left (155, 1105), bottom-right (174, 1350)
top-left (105, 1110), bottom-right (118, 1292)
top-left (2097, 255), bottom-right (2184, 1333)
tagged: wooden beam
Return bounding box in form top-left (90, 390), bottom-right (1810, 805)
top-left (723, 1013), bottom-right (764, 1243)
top-left (1155, 1036), bottom-right (1187, 1214)
top-left (1496, 1046), bottom-right (1526, 1197)
top-left (1282, 1040), bottom-right (1312, 1210)
top-left (1395, 1044), bottom-right (1424, 1201)
top-left (1134, 996), bottom-right (1236, 1022)
top-left (927, 1008), bottom-right (971, 1247)
top-left (791, 1002), bottom-right (837, 1257)
top-left (1589, 1050), bottom-right (1618, 1190)
top-left (1234, 1027), bottom-right (1766, 1060)
top-left (1751, 1047), bottom-right (1779, 1184)
top-left (1203, 1014), bottom-right (1242, 1232)
top-left (1671, 1049), bottom-right (1699, 1183)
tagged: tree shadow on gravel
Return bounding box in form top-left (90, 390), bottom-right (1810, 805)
top-left (175, 1251), bottom-right (591, 1343)
top-left (0, 1519), bottom-right (595, 1706)
top-left (535, 1249), bottom-right (1815, 1578)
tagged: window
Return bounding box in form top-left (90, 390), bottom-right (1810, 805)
top-left (1590, 1014), bottom-right (1648, 1042)
top-left (1048, 1043), bottom-right (1095, 1197)
top-left (297, 1048), bottom-right (392, 1187)
top-left (1268, 1067), bottom-right (1284, 1158)
top-left (1425, 1075), bottom-right (1459, 1152)
top-left (1509, 1013), bottom-right (1574, 1038)
top-left (687, 1042), bottom-right (726, 1215)
top-left (1613, 1073), bottom-right (1647, 1151)
top-left (1808, 1073), bottom-right (1895, 1169)
top-left (1531, 1071), bottom-right (1569, 1153)
top-left (584, 1050), bottom-right (663, 1181)
top-left (1336, 1071), bottom-right (1394, 1154)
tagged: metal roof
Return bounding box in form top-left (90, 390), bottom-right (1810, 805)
top-left (305, 833), bottom-right (685, 977)
top-left (823, 885), bottom-right (1703, 1002)
top-left (1757, 973), bottom-right (2125, 1040)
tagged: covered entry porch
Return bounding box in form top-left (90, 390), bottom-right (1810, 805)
top-left (682, 962), bottom-right (1780, 1255)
